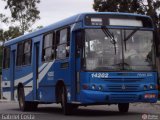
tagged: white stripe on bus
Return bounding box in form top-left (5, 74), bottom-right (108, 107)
top-left (2, 91), bottom-right (11, 100)
top-left (26, 61), bottom-right (54, 86)
top-left (38, 63), bottom-right (48, 72)
top-left (38, 61), bottom-right (54, 82)
top-left (15, 63), bottom-right (47, 86)
top-left (15, 73), bottom-right (33, 86)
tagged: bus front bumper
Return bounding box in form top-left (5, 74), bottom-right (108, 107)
top-left (79, 90), bottom-right (158, 104)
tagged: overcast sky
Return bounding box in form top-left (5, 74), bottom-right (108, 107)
top-left (0, 0), bottom-right (94, 29)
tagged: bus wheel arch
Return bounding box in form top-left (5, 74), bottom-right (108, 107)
top-left (55, 80), bottom-right (65, 103)
top-left (17, 83), bottom-right (38, 111)
top-left (17, 83), bottom-right (26, 111)
top-left (17, 83), bottom-right (23, 100)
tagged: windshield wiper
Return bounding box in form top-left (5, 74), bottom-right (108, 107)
top-left (113, 62), bottom-right (131, 70)
top-left (101, 26), bottom-right (117, 54)
top-left (113, 62), bottom-right (130, 66)
top-left (124, 28), bottom-right (140, 50)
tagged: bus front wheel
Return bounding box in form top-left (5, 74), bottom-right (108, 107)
top-left (61, 86), bottom-right (74, 115)
top-left (118, 103), bottom-right (129, 113)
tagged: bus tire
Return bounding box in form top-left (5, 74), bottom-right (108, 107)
top-left (118, 103), bottom-right (129, 113)
top-left (18, 87), bottom-right (28, 111)
top-left (18, 87), bottom-right (38, 111)
top-left (61, 86), bottom-right (73, 115)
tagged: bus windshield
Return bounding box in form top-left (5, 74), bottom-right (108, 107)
top-left (83, 29), bottom-right (155, 71)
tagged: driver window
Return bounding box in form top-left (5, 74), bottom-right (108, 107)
top-left (124, 30), bottom-right (153, 66)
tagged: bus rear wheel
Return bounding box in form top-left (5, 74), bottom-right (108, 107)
top-left (18, 87), bottom-right (38, 111)
top-left (118, 103), bottom-right (129, 113)
top-left (60, 86), bottom-right (74, 115)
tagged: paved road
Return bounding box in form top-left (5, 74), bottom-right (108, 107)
top-left (0, 102), bottom-right (159, 120)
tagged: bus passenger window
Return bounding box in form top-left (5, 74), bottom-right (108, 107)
top-left (23, 40), bottom-right (32, 65)
top-left (42, 32), bottom-right (54, 62)
top-left (3, 47), bottom-right (10, 69)
top-left (16, 40), bottom-right (32, 66)
top-left (56, 28), bottom-right (70, 59)
top-left (16, 42), bottom-right (24, 66)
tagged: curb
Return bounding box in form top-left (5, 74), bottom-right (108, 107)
top-left (0, 99), bottom-right (17, 103)
top-left (155, 101), bottom-right (160, 105)
top-left (0, 99), bottom-right (10, 103)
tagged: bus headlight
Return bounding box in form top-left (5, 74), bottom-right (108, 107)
top-left (149, 84), bottom-right (154, 89)
top-left (98, 85), bottom-right (103, 91)
top-left (91, 85), bottom-right (96, 90)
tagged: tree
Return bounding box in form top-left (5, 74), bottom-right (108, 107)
top-left (0, 13), bottom-right (8, 24)
top-left (28, 25), bottom-right (43, 33)
top-left (0, 26), bottom-right (22, 42)
top-left (93, 0), bottom-right (160, 27)
top-left (3, 0), bottom-right (41, 34)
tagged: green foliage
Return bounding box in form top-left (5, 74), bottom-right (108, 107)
top-left (3, 0), bottom-right (41, 34)
top-left (0, 26), bottom-right (22, 42)
top-left (93, 0), bottom-right (160, 27)
top-left (0, 0), bottom-right (41, 42)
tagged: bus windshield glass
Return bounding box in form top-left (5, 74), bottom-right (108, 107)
top-left (83, 29), bottom-right (155, 71)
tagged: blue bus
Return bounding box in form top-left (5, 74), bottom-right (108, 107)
top-left (2, 12), bottom-right (158, 115)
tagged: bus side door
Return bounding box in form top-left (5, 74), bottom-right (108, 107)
top-left (74, 30), bottom-right (84, 96)
top-left (33, 42), bottom-right (40, 100)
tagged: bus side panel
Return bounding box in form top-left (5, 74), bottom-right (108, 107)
top-left (38, 87), bottom-right (55, 102)
top-left (14, 66), bottom-right (33, 101)
top-left (53, 60), bottom-right (72, 101)
top-left (36, 60), bottom-right (72, 103)
top-left (37, 62), bottom-right (56, 102)
top-left (2, 69), bottom-right (11, 100)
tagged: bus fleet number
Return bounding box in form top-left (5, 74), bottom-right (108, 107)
top-left (91, 73), bottom-right (109, 78)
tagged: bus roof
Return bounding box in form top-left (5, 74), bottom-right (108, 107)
top-left (4, 12), bottom-right (152, 46)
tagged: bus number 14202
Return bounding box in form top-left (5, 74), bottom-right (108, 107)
top-left (91, 73), bottom-right (109, 78)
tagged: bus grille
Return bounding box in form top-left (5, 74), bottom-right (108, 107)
top-left (108, 84), bottom-right (139, 91)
